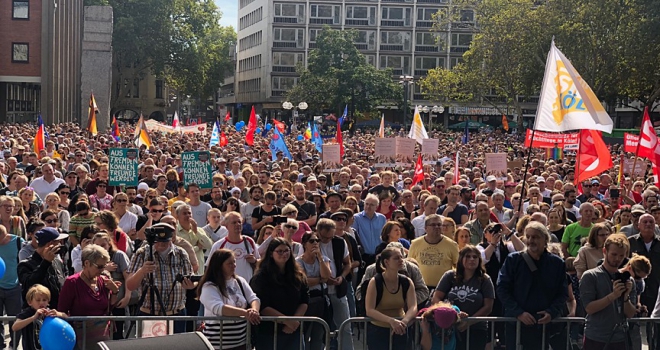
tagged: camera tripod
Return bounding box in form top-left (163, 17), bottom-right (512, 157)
top-left (124, 243), bottom-right (168, 338)
top-left (603, 296), bottom-right (632, 350)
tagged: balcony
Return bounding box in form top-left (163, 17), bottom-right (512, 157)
top-left (273, 66), bottom-right (297, 73)
top-left (310, 18), bottom-right (338, 25)
top-left (392, 69), bottom-right (404, 75)
top-left (345, 19), bottom-right (371, 26)
top-left (382, 0), bottom-right (412, 3)
top-left (309, 42), bottom-right (318, 49)
top-left (450, 46), bottom-right (469, 53)
top-left (354, 43), bottom-right (374, 50)
top-left (416, 21), bottom-right (433, 28)
top-left (414, 69), bottom-right (428, 75)
top-left (380, 44), bottom-right (404, 51)
top-left (274, 17), bottom-right (301, 24)
top-left (415, 45), bottom-right (441, 52)
top-left (381, 19), bottom-right (409, 27)
top-left (452, 21), bottom-right (474, 29)
top-left (417, 0), bottom-right (447, 3)
top-left (273, 42), bottom-right (299, 48)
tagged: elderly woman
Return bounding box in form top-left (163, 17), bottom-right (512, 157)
top-left (111, 192), bottom-right (138, 239)
top-left (58, 244), bottom-right (121, 350)
top-left (282, 204), bottom-right (312, 243)
top-left (258, 219), bottom-right (304, 258)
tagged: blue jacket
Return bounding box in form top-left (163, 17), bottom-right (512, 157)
top-left (496, 251), bottom-right (568, 319)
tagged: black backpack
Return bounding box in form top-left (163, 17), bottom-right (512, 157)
top-left (357, 273), bottom-right (410, 316)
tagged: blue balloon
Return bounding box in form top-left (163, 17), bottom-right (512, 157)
top-left (0, 257), bottom-right (5, 279)
top-left (40, 316), bottom-right (76, 350)
top-left (256, 127), bottom-right (262, 134)
top-left (236, 123), bottom-right (244, 131)
top-left (265, 123), bottom-right (272, 131)
top-left (297, 135), bottom-right (304, 141)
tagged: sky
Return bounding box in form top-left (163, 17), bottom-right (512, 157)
top-left (217, 0), bottom-right (238, 28)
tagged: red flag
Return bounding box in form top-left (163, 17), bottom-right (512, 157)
top-left (576, 129), bottom-right (613, 183)
top-left (220, 131), bottom-right (228, 147)
top-left (246, 106), bottom-right (257, 146)
top-left (273, 119), bottom-right (286, 134)
top-left (224, 111), bottom-right (231, 122)
top-left (412, 154), bottom-right (424, 185)
top-left (336, 119), bottom-right (344, 157)
top-left (637, 106), bottom-right (660, 185)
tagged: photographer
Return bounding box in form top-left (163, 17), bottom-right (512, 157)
top-left (580, 233), bottom-right (637, 349)
top-left (125, 223), bottom-right (195, 334)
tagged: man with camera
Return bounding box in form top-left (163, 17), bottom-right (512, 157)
top-left (126, 223), bottom-right (195, 334)
top-left (580, 233), bottom-right (637, 349)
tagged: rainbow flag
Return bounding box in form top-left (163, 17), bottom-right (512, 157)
top-left (111, 116), bottom-right (120, 141)
top-left (304, 122), bottom-right (312, 140)
top-left (87, 93), bottom-right (99, 136)
top-left (33, 115), bottom-right (46, 153)
top-left (134, 114), bottom-right (152, 148)
top-left (546, 147), bottom-right (563, 160)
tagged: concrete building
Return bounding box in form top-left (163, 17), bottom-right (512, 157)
top-left (0, 0), bottom-right (84, 125)
top-left (231, 0), bottom-right (527, 124)
top-left (81, 6), bottom-right (113, 131)
top-left (110, 65), bottom-right (169, 122)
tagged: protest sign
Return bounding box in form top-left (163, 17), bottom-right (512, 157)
top-left (422, 139), bottom-right (439, 165)
top-left (524, 129), bottom-right (579, 148)
top-left (108, 148), bottom-right (138, 187)
top-left (395, 137), bottom-right (417, 167)
top-left (322, 144), bottom-right (341, 172)
top-left (182, 151), bottom-right (213, 188)
top-left (375, 138), bottom-right (396, 167)
top-left (623, 158), bottom-right (645, 177)
top-left (485, 153), bottom-right (508, 180)
top-left (624, 133), bottom-right (639, 153)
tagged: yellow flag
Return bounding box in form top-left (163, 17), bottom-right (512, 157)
top-left (502, 115), bottom-right (509, 131)
top-left (408, 106), bottom-right (428, 144)
top-left (379, 114), bottom-right (385, 138)
top-left (87, 93), bottom-right (99, 136)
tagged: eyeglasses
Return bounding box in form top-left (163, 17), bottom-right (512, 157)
top-left (426, 223), bottom-right (442, 227)
top-left (404, 182), bottom-right (412, 185)
top-left (284, 224), bottom-right (297, 229)
top-left (441, 224), bottom-right (453, 228)
top-left (91, 262), bottom-right (107, 270)
top-left (60, 192), bottom-right (70, 195)
top-left (274, 249), bottom-right (291, 255)
top-left (632, 213), bottom-right (643, 218)
top-left (97, 185), bottom-right (107, 188)
top-left (412, 189), bottom-right (421, 193)
top-left (307, 239), bottom-right (320, 244)
top-left (45, 218), bottom-right (59, 224)
top-left (115, 199), bottom-right (127, 203)
top-left (583, 184), bottom-right (592, 188)
top-left (147, 196), bottom-right (156, 199)
top-left (151, 209), bottom-right (164, 213)
top-left (333, 217), bottom-right (347, 222)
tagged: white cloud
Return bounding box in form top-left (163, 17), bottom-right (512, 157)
top-left (216, 0), bottom-right (238, 28)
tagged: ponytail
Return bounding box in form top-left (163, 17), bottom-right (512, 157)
top-left (375, 247), bottom-right (401, 275)
top-left (375, 254), bottom-right (386, 274)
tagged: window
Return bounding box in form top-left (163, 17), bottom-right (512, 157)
top-left (11, 43), bottom-right (28, 63)
top-left (13, 1), bottom-right (29, 19)
top-left (450, 57), bottom-right (463, 69)
top-left (275, 3), bottom-right (297, 16)
top-left (379, 55), bottom-right (410, 75)
top-left (124, 79), bottom-right (131, 98)
top-left (415, 32), bottom-right (437, 46)
top-left (415, 57), bottom-right (445, 70)
top-left (380, 31), bottom-right (411, 51)
top-left (381, 7), bottom-right (411, 26)
top-left (417, 8), bottom-right (439, 21)
top-left (273, 52), bottom-right (303, 66)
top-left (451, 33), bottom-right (472, 47)
top-left (132, 79), bottom-right (140, 98)
top-left (273, 28), bottom-right (304, 48)
top-left (365, 55), bottom-right (376, 66)
top-left (272, 77), bottom-right (298, 91)
top-left (354, 30), bottom-right (376, 50)
top-left (155, 80), bottom-right (163, 99)
top-left (310, 4), bottom-right (340, 24)
top-left (346, 6), bottom-right (368, 19)
top-left (460, 9), bottom-right (474, 22)
top-left (345, 6), bottom-right (376, 25)
top-left (310, 29), bottom-right (321, 42)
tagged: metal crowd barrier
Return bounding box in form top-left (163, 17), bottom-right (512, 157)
top-left (337, 316), bottom-right (660, 350)
top-left (2, 315), bottom-right (330, 350)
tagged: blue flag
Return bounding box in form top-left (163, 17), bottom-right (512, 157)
top-left (261, 116), bottom-right (269, 137)
top-left (38, 115), bottom-right (49, 139)
top-left (209, 120), bottom-right (220, 147)
top-left (461, 121), bottom-right (469, 144)
top-left (338, 105), bottom-right (347, 126)
top-left (270, 128), bottom-right (292, 161)
top-left (312, 123), bottom-right (323, 153)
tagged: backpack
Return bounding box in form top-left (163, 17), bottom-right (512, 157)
top-left (357, 273), bottom-right (410, 316)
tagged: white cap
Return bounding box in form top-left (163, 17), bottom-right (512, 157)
top-left (230, 187), bottom-right (241, 194)
top-left (536, 176), bottom-right (546, 183)
top-left (486, 175), bottom-right (497, 182)
top-left (137, 183), bottom-right (149, 191)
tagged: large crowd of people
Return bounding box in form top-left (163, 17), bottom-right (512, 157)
top-left (0, 120), bottom-right (657, 350)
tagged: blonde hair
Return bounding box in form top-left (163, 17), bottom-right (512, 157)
top-left (26, 284), bottom-right (51, 303)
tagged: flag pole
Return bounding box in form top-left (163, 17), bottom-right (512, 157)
top-left (517, 128), bottom-right (537, 216)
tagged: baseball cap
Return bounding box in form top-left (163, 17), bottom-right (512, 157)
top-left (137, 183), bottom-right (149, 191)
top-left (432, 306), bottom-right (459, 329)
top-left (486, 175), bottom-right (497, 182)
top-left (36, 227), bottom-right (69, 247)
top-left (230, 187), bottom-right (241, 194)
top-left (631, 205), bottom-right (646, 215)
top-left (330, 211), bottom-right (348, 220)
top-left (150, 223), bottom-right (175, 242)
top-left (460, 187), bottom-right (473, 195)
top-left (591, 179), bottom-right (600, 185)
top-left (536, 176), bottom-right (546, 183)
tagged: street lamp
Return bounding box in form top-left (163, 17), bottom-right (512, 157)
top-left (418, 105), bottom-right (445, 129)
top-left (282, 101), bottom-right (293, 110)
top-left (399, 75), bottom-right (414, 129)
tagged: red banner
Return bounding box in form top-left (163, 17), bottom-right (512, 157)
top-left (524, 129), bottom-right (579, 149)
top-left (623, 133), bottom-right (639, 153)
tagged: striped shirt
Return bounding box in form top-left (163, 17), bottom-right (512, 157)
top-left (200, 277), bottom-right (259, 350)
top-left (68, 213), bottom-right (95, 241)
top-left (127, 244), bottom-right (193, 315)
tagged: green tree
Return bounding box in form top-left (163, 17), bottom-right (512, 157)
top-left (287, 27), bottom-right (402, 118)
top-left (106, 0), bottom-right (235, 109)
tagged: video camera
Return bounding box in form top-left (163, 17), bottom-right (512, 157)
top-left (175, 273), bottom-right (202, 283)
top-left (145, 223), bottom-right (175, 245)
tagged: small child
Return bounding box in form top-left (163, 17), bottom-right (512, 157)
top-left (419, 301), bottom-right (467, 350)
top-left (12, 284), bottom-right (67, 350)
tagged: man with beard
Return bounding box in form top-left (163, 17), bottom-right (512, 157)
top-left (291, 183), bottom-right (317, 227)
top-left (251, 191), bottom-right (281, 232)
top-left (240, 187), bottom-right (262, 237)
top-left (561, 203), bottom-right (595, 258)
top-left (581, 234), bottom-right (637, 349)
top-left (497, 222), bottom-right (568, 350)
top-left (563, 189), bottom-right (580, 221)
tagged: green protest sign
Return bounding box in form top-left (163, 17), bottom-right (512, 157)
top-left (108, 148), bottom-right (139, 187)
top-left (182, 151), bottom-right (213, 189)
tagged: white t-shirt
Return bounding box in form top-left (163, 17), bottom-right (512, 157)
top-left (207, 236), bottom-right (260, 281)
top-left (190, 202), bottom-right (212, 227)
top-left (118, 211), bottom-right (138, 234)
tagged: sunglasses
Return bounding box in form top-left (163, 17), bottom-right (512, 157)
top-left (45, 218), bottom-right (59, 224)
top-left (151, 209), bottom-right (164, 213)
top-left (284, 224), bottom-right (297, 229)
top-left (307, 239), bottom-right (320, 244)
top-left (115, 199), bottom-right (128, 203)
top-left (333, 217), bottom-right (347, 222)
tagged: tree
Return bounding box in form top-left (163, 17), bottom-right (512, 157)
top-left (287, 27), bottom-right (402, 118)
top-left (90, 0), bottom-right (236, 109)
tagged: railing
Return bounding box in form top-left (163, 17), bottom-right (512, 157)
top-left (8, 314), bottom-right (660, 350)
